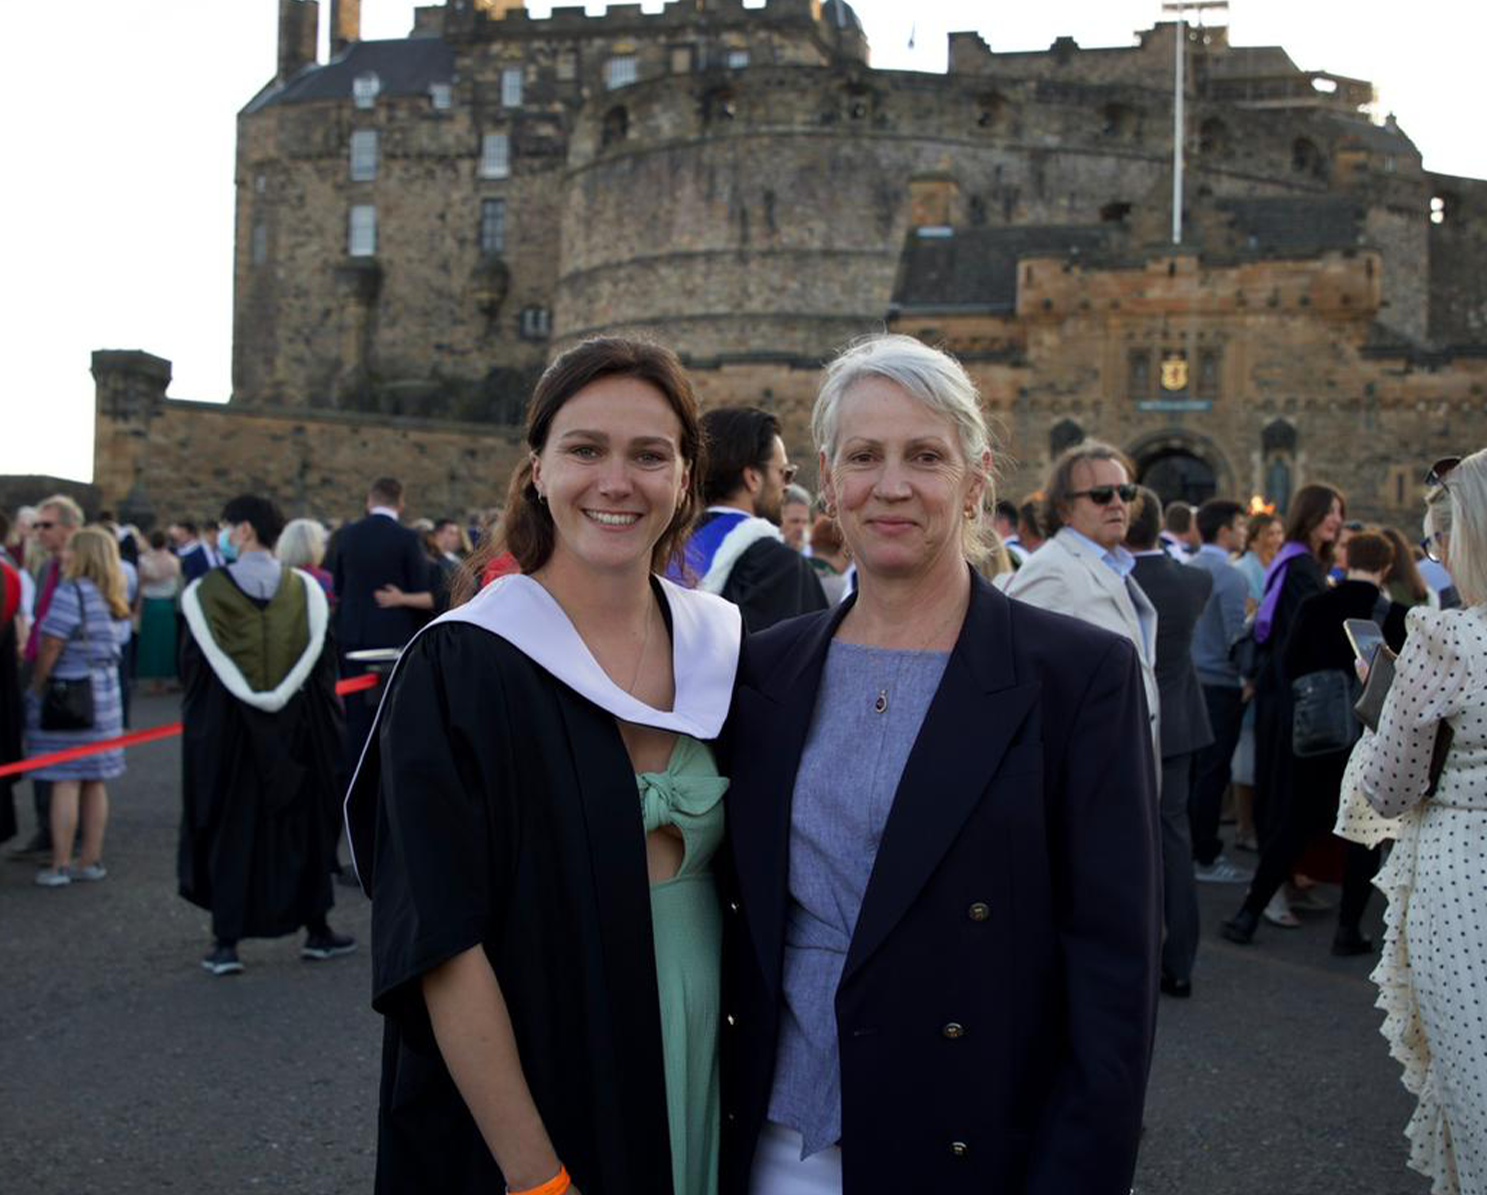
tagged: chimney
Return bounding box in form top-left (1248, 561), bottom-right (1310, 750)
top-left (331, 0), bottom-right (361, 57)
top-left (277, 0), bottom-right (320, 81)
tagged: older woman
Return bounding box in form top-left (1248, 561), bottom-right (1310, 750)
top-left (24, 527), bottom-right (131, 886)
top-left (1338, 451), bottom-right (1487, 1194)
top-left (275, 517), bottom-right (334, 600)
top-left (720, 335), bottom-right (1160, 1195)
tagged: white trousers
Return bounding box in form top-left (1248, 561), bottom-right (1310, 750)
top-left (747, 1122), bottom-right (844, 1195)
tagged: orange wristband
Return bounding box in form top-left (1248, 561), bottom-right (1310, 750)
top-left (507, 1164), bottom-right (570, 1195)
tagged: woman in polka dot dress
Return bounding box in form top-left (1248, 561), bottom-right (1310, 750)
top-left (1344, 448), bottom-right (1487, 1195)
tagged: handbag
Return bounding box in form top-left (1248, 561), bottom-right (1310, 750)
top-left (38, 583), bottom-right (97, 732)
top-left (1292, 668), bottom-right (1359, 757)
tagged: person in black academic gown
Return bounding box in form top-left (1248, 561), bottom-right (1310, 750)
top-left (178, 495), bottom-right (353, 976)
top-left (346, 339), bottom-right (741, 1195)
top-left (1228, 530), bottom-right (1408, 955)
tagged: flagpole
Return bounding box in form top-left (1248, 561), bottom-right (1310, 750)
top-left (1162, 1), bottom-right (1229, 246)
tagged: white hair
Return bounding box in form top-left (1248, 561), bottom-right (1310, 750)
top-left (812, 334), bottom-right (996, 561)
top-left (275, 517), bottom-right (326, 570)
top-left (1444, 448), bottom-right (1487, 606)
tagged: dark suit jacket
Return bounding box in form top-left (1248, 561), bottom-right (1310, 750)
top-left (1131, 552), bottom-right (1215, 759)
top-left (327, 514), bottom-right (430, 651)
top-left (719, 571), bottom-right (1161, 1195)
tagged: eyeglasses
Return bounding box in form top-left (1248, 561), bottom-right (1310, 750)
top-left (1426, 457), bottom-right (1460, 488)
top-left (1421, 533), bottom-right (1448, 564)
top-left (1069, 484), bottom-right (1138, 506)
top-left (32, 521), bottom-right (55, 531)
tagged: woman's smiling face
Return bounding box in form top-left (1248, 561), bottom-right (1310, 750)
top-left (531, 375), bottom-right (689, 577)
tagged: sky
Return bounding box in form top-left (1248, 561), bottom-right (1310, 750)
top-left (4, 0), bottom-right (1483, 484)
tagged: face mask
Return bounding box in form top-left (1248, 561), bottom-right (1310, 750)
top-left (217, 526), bottom-right (240, 563)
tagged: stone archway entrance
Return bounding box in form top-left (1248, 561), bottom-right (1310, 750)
top-left (1137, 448), bottom-right (1218, 507)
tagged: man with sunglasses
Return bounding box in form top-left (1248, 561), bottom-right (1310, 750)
top-left (677, 406), bottom-right (827, 631)
top-left (1001, 442), bottom-right (1161, 766)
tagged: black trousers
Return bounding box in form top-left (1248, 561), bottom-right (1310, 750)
top-left (1189, 684), bottom-right (1246, 866)
top-left (1160, 752), bottom-right (1200, 981)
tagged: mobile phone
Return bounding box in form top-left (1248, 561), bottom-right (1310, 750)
top-left (1343, 618), bottom-right (1384, 663)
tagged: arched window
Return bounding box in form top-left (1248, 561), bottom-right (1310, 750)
top-left (1292, 137), bottom-right (1326, 179)
top-left (602, 105), bottom-right (629, 148)
top-left (977, 91), bottom-right (1007, 132)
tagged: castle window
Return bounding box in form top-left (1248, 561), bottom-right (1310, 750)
top-left (557, 50), bottom-right (578, 82)
top-left (727, 50), bottom-right (750, 70)
top-left (1431, 194), bottom-right (1455, 225)
top-left (251, 223), bottom-right (268, 265)
top-left (1198, 117), bottom-right (1229, 157)
top-left (604, 56), bottom-right (638, 91)
top-left (501, 67), bottom-right (524, 108)
top-left (1127, 350), bottom-right (1151, 397)
top-left (669, 45), bottom-right (694, 74)
top-left (350, 130), bottom-right (378, 182)
top-left (480, 132), bottom-right (510, 179)
top-left (1292, 137), bottom-right (1326, 179)
top-left (519, 306), bottom-right (551, 340)
top-left (1100, 201), bottom-right (1131, 223)
top-left (602, 105), bottom-right (629, 148)
top-left (254, 173), bottom-right (267, 194)
top-left (429, 82), bottom-right (453, 110)
top-left (1196, 348), bottom-right (1221, 397)
top-left (976, 91), bottom-right (1006, 132)
top-left (352, 72), bottom-right (380, 110)
top-left (480, 198), bottom-right (506, 255)
top-left (348, 205), bottom-right (377, 257)
top-left (1102, 103), bottom-right (1137, 139)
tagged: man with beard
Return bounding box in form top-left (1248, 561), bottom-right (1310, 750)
top-left (677, 407), bottom-right (827, 631)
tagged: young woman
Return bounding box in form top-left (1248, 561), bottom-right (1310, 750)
top-left (24, 526), bottom-right (131, 886)
top-left (346, 338), bottom-right (741, 1195)
top-left (1222, 483), bottom-right (1345, 944)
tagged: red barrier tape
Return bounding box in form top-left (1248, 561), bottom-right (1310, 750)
top-left (0, 672), bottom-right (382, 780)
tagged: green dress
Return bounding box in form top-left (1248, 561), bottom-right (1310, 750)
top-left (637, 734), bottom-right (728, 1195)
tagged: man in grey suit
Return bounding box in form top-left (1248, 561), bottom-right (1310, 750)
top-left (1127, 487), bottom-right (1213, 999)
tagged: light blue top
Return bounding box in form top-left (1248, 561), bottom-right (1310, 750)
top-left (1235, 551), bottom-right (1266, 602)
top-left (40, 578), bottom-right (128, 678)
top-left (1062, 526), bottom-right (1137, 577)
top-left (768, 640), bottom-right (950, 1158)
top-left (1188, 544), bottom-right (1250, 688)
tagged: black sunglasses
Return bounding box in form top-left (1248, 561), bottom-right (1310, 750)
top-left (1070, 484), bottom-right (1138, 506)
top-left (32, 520), bottom-right (56, 530)
top-left (1426, 457), bottom-right (1460, 488)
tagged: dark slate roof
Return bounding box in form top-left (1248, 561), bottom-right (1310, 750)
top-left (891, 225), bottom-right (1115, 312)
top-left (1324, 114), bottom-right (1419, 156)
top-left (243, 38), bottom-right (455, 114)
top-left (1214, 196), bottom-right (1366, 255)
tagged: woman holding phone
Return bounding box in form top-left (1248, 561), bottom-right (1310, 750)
top-left (1223, 531), bottom-right (1406, 955)
top-left (1342, 450), bottom-right (1487, 1193)
top-left (346, 338), bottom-right (741, 1195)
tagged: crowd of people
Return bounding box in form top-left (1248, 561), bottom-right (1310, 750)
top-left (1, 331), bottom-right (1482, 1195)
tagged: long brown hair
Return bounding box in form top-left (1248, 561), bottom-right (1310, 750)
top-left (453, 337), bottom-right (706, 606)
top-left (1283, 483), bottom-right (1345, 565)
top-left (1380, 525), bottom-right (1429, 602)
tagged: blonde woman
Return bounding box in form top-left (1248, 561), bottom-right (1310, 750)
top-left (24, 527), bottom-right (131, 886)
top-left (1345, 450), bottom-right (1487, 1194)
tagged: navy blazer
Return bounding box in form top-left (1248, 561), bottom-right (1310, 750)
top-left (327, 514), bottom-right (430, 651)
top-left (719, 571), bottom-right (1161, 1195)
top-left (1130, 552), bottom-right (1215, 759)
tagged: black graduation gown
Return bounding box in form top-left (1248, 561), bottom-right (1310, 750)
top-left (719, 537), bottom-right (828, 633)
top-left (352, 623), bottom-right (675, 1195)
top-left (177, 587), bottom-right (343, 942)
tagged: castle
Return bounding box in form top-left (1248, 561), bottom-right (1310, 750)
top-left (91, 0), bottom-right (1487, 526)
